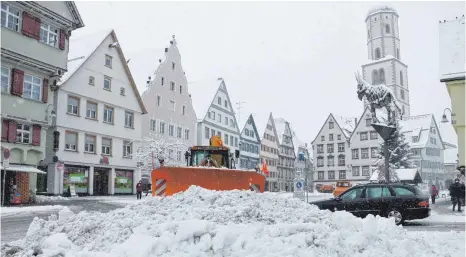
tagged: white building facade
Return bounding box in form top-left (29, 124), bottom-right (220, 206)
top-left (260, 113), bottom-right (280, 191)
top-left (141, 36), bottom-right (197, 168)
top-left (239, 114), bottom-right (261, 170)
top-left (275, 118), bottom-right (296, 192)
top-left (362, 6), bottom-right (410, 118)
top-left (193, 79), bottom-right (240, 154)
top-left (48, 30), bottom-right (146, 196)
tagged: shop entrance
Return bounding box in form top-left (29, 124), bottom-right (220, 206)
top-left (94, 168), bottom-right (110, 196)
top-left (0, 170), bottom-right (15, 206)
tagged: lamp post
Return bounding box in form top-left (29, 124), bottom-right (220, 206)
top-left (441, 108), bottom-right (455, 124)
top-left (45, 104), bottom-right (57, 123)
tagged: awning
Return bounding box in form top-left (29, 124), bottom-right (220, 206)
top-left (1, 164), bottom-right (46, 174)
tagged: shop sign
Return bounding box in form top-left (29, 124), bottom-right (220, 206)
top-left (100, 155), bottom-right (109, 165)
top-left (69, 185), bottom-right (77, 197)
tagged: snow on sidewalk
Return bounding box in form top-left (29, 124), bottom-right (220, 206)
top-left (1, 186), bottom-right (464, 257)
top-left (35, 195), bottom-right (70, 203)
top-left (1, 205), bottom-right (64, 217)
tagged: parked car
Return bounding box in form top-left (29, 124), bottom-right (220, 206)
top-left (309, 183), bottom-right (430, 225)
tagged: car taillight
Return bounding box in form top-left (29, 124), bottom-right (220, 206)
top-left (418, 201), bottom-right (429, 207)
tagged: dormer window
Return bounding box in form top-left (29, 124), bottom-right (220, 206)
top-left (172, 62), bottom-right (175, 70)
top-left (412, 136), bottom-right (419, 143)
top-left (120, 87), bottom-right (125, 96)
top-left (105, 55), bottom-right (112, 68)
top-left (88, 76), bottom-right (95, 85)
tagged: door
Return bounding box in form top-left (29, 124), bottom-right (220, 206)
top-left (94, 169), bottom-right (109, 196)
top-left (336, 187), bottom-right (365, 216)
top-left (364, 185), bottom-right (393, 217)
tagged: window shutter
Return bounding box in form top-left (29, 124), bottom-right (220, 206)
top-left (7, 120), bottom-right (17, 143)
top-left (32, 125), bottom-right (41, 146)
top-left (42, 78), bottom-right (49, 103)
top-left (59, 29), bottom-right (66, 50)
top-left (11, 69), bottom-right (24, 96)
top-left (2, 120), bottom-right (9, 141)
top-left (21, 12), bottom-right (40, 40)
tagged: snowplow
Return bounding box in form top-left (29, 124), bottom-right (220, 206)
top-left (151, 136), bottom-right (266, 197)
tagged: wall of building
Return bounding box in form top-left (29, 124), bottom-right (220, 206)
top-left (261, 115), bottom-right (280, 191)
top-left (446, 80), bottom-right (465, 166)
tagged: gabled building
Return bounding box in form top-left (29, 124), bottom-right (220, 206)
top-left (48, 29), bottom-right (147, 196)
top-left (239, 114), bottom-right (261, 170)
top-left (348, 107), bottom-right (383, 183)
top-left (311, 114), bottom-right (355, 188)
top-left (141, 36), bottom-right (197, 166)
top-left (260, 113), bottom-right (280, 191)
top-left (292, 132), bottom-right (313, 191)
top-left (192, 78), bottom-right (240, 155)
top-left (1, 1), bottom-right (84, 203)
top-left (399, 114), bottom-right (446, 189)
top-left (274, 118), bottom-right (296, 192)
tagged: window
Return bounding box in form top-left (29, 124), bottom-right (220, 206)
top-left (329, 134), bottom-right (334, 141)
top-left (402, 105), bottom-right (405, 115)
top-left (400, 89), bottom-right (405, 100)
top-left (169, 100), bottom-right (175, 111)
top-left (184, 129), bottom-right (190, 140)
top-left (67, 96), bottom-right (79, 115)
top-left (211, 111), bottom-right (216, 120)
top-left (169, 125), bottom-right (174, 137)
top-left (23, 74), bottom-right (42, 100)
top-left (365, 118), bottom-right (372, 127)
top-left (327, 144), bottom-right (334, 153)
top-left (86, 101), bottom-right (97, 120)
top-left (396, 48), bottom-right (400, 60)
top-left (366, 187), bottom-right (384, 199)
top-left (385, 24), bottom-right (390, 33)
top-left (352, 149), bottom-right (359, 159)
top-left (329, 121), bottom-right (334, 129)
top-left (340, 187), bottom-right (363, 201)
top-left (120, 87), bottom-right (125, 96)
top-left (161, 77), bottom-right (164, 86)
top-left (172, 62), bottom-right (175, 70)
top-left (372, 70), bottom-right (379, 85)
top-left (102, 138), bottom-right (112, 155)
top-left (225, 117), bottom-right (228, 125)
top-left (375, 48), bottom-right (381, 60)
top-left (65, 131), bottom-right (78, 151)
top-left (362, 166), bottom-right (370, 176)
top-left (179, 85), bottom-right (182, 94)
top-left (400, 71), bottom-right (404, 86)
top-left (177, 151), bottom-right (182, 161)
top-left (335, 155), bottom-right (344, 166)
top-left (337, 135), bottom-right (341, 140)
top-left (379, 69), bottom-right (385, 84)
top-left (318, 171), bottom-right (324, 180)
top-left (103, 106), bottom-right (114, 123)
top-left (361, 148), bottom-right (369, 159)
top-left (392, 186), bottom-right (416, 196)
top-left (367, 30), bottom-right (370, 39)
top-left (159, 122), bottom-right (165, 134)
top-left (211, 129), bottom-right (216, 138)
top-left (217, 131), bottom-right (221, 138)
top-left (84, 135), bottom-right (96, 153)
top-left (150, 119), bottom-right (156, 131)
top-left (360, 132), bottom-right (368, 141)
top-left (1, 66), bottom-right (10, 92)
top-left (124, 112), bottom-right (134, 128)
top-left (224, 100), bottom-right (228, 108)
top-left (328, 171), bottom-right (335, 179)
top-left (217, 97), bottom-right (221, 105)
top-left (157, 95), bottom-right (161, 107)
top-left (225, 133), bottom-right (229, 144)
top-left (105, 55), bottom-right (112, 68)
top-left (245, 129), bottom-right (249, 136)
top-left (339, 170), bottom-right (346, 179)
top-left (123, 140), bottom-right (132, 157)
top-left (321, 135), bottom-right (325, 141)
top-left (40, 23), bottom-right (58, 47)
top-left (370, 131), bottom-right (378, 140)
top-left (230, 119), bottom-right (234, 127)
top-left (16, 124), bottom-right (30, 144)
top-left (235, 137), bottom-right (238, 147)
top-left (352, 166), bottom-right (360, 176)
top-left (218, 114), bottom-right (221, 122)
top-left (371, 147), bottom-right (378, 158)
top-left (327, 156), bottom-right (334, 166)
top-left (337, 143), bottom-right (345, 152)
top-left (317, 144), bottom-right (324, 154)
top-left (88, 76), bottom-right (95, 85)
top-left (182, 106), bottom-right (186, 115)
top-left (170, 81), bottom-right (175, 91)
top-left (1, 4), bottom-right (20, 31)
top-left (104, 76), bottom-right (111, 90)
top-left (177, 127), bottom-right (182, 138)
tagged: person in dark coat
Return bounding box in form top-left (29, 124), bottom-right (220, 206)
top-left (136, 180), bottom-right (143, 200)
top-left (430, 184), bottom-right (438, 204)
top-left (449, 179), bottom-right (464, 211)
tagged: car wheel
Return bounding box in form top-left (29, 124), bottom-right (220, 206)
top-left (386, 209), bottom-right (404, 225)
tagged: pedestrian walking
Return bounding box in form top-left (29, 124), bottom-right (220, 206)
top-left (449, 179), bottom-right (464, 212)
top-left (136, 180), bottom-right (143, 200)
top-left (430, 184), bottom-right (438, 204)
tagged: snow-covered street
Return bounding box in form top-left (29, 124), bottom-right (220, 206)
top-left (1, 188), bottom-right (465, 257)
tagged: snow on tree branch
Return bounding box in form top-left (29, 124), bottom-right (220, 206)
top-left (131, 133), bottom-right (189, 169)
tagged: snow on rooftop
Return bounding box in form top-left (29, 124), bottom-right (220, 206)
top-left (399, 114), bottom-right (433, 148)
top-left (333, 114), bottom-right (355, 138)
top-left (369, 168), bottom-right (419, 182)
top-left (363, 54), bottom-right (396, 65)
top-left (59, 28), bottom-right (114, 85)
top-left (438, 121), bottom-right (459, 164)
top-left (439, 16), bottom-right (465, 81)
top-left (367, 5), bottom-right (398, 17)
top-left (5, 186), bottom-right (464, 256)
top-left (273, 118), bottom-right (288, 144)
top-left (189, 78), bottom-right (224, 122)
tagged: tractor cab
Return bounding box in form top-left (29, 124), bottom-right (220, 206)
top-left (185, 136), bottom-right (240, 169)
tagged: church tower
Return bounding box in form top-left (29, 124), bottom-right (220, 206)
top-left (361, 6), bottom-right (410, 118)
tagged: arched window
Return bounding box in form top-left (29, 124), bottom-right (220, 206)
top-left (396, 48), bottom-right (400, 59)
top-left (385, 24), bottom-right (390, 33)
top-left (375, 48), bottom-right (381, 59)
top-left (400, 71), bottom-right (404, 86)
top-left (379, 69), bottom-right (385, 84)
top-left (372, 70), bottom-right (379, 85)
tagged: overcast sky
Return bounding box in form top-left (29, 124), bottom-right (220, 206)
top-left (74, 1), bottom-right (464, 145)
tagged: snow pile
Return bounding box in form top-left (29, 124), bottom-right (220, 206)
top-left (1, 205), bottom-right (64, 217)
top-left (36, 195), bottom-right (70, 203)
top-left (1, 186), bottom-right (464, 257)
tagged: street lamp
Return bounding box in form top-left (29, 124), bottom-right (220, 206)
top-left (441, 108), bottom-right (454, 124)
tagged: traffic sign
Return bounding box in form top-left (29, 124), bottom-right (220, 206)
top-left (3, 148), bottom-right (10, 168)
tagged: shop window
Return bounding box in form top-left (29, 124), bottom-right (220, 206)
top-left (115, 170), bottom-right (133, 194)
top-left (63, 165), bottom-right (89, 194)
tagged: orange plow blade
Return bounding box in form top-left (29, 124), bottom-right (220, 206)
top-left (151, 167), bottom-right (266, 197)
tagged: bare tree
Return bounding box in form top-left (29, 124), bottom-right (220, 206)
top-left (131, 133), bottom-right (189, 170)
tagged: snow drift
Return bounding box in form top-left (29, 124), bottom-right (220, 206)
top-left (1, 186), bottom-right (464, 257)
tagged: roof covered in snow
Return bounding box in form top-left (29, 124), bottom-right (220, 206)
top-left (369, 168), bottom-right (421, 183)
top-left (291, 129), bottom-right (312, 158)
top-left (333, 114), bottom-right (355, 138)
top-left (190, 78), bottom-right (225, 122)
top-left (366, 5), bottom-right (398, 18)
top-left (439, 16), bottom-right (465, 81)
top-left (274, 118), bottom-right (287, 144)
top-left (438, 121), bottom-right (459, 164)
top-left (399, 114), bottom-right (444, 149)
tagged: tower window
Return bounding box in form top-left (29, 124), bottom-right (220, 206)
top-left (402, 105), bottom-right (405, 115)
top-left (372, 70), bottom-right (379, 85)
top-left (396, 48), bottom-right (400, 59)
top-left (400, 89), bottom-right (405, 100)
top-left (385, 24), bottom-right (390, 33)
top-left (375, 48), bottom-right (381, 59)
top-left (400, 71), bottom-right (404, 86)
top-left (379, 69), bottom-right (385, 84)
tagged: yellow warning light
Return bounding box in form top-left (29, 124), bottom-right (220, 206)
top-left (210, 135), bottom-right (223, 146)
